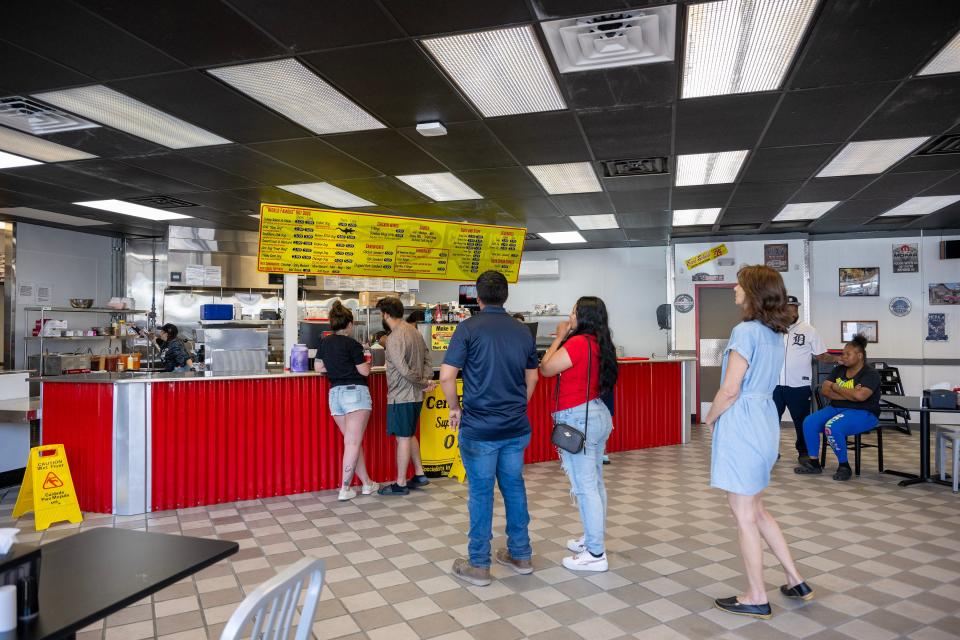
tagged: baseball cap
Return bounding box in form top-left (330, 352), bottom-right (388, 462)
top-left (786, 295), bottom-right (800, 306)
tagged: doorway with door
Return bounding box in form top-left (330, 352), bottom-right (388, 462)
top-left (695, 284), bottom-right (741, 422)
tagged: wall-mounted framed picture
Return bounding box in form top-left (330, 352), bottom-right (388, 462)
top-left (841, 320), bottom-right (878, 343)
top-left (839, 267), bottom-right (880, 297)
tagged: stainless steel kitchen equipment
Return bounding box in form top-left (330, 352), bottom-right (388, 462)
top-left (197, 327), bottom-right (268, 374)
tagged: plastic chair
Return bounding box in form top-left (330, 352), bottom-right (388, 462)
top-left (219, 557), bottom-right (325, 640)
top-left (935, 426), bottom-right (960, 493)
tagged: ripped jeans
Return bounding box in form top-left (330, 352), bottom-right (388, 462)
top-left (803, 406), bottom-right (878, 463)
top-left (553, 399), bottom-right (613, 556)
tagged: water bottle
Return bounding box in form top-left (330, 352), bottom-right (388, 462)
top-left (290, 344), bottom-right (308, 373)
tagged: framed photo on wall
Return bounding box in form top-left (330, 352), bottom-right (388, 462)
top-left (841, 320), bottom-right (878, 343)
top-left (839, 267), bottom-right (880, 296)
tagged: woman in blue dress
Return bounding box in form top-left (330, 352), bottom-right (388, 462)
top-left (703, 266), bottom-right (814, 619)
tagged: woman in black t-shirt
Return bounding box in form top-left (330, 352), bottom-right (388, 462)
top-left (795, 334), bottom-right (881, 481)
top-left (316, 301), bottom-right (378, 500)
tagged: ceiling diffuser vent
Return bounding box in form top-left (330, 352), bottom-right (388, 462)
top-left (919, 134), bottom-right (960, 155)
top-left (541, 6), bottom-right (676, 73)
top-left (602, 157), bottom-right (667, 177)
top-left (126, 195), bottom-right (198, 209)
top-left (525, 232), bottom-right (540, 240)
top-left (0, 95), bottom-right (99, 135)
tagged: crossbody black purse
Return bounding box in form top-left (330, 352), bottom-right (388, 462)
top-left (550, 339), bottom-right (592, 454)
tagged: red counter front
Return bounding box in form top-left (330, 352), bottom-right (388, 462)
top-left (42, 361), bottom-right (685, 514)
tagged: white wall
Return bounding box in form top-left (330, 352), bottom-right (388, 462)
top-left (416, 246), bottom-right (670, 357)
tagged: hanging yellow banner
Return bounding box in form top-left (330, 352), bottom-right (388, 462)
top-left (685, 243), bottom-right (728, 270)
top-left (419, 380), bottom-right (462, 477)
top-left (257, 204), bottom-right (526, 282)
top-left (13, 444), bottom-right (83, 531)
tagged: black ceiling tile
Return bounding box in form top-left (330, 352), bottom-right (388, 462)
top-left (0, 172), bottom-right (110, 202)
top-left (625, 227), bottom-right (670, 244)
top-left (672, 185), bottom-right (734, 209)
top-left (248, 138), bottom-right (380, 180)
top-left (578, 104), bottom-right (672, 158)
top-left (618, 211), bottom-right (670, 228)
top-left (676, 94), bottom-right (779, 154)
top-left (728, 181), bottom-right (804, 208)
top-left (486, 112), bottom-right (590, 164)
top-left (526, 217), bottom-right (576, 233)
top-left (1, 1), bottom-right (184, 80)
top-left (398, 122), bottom-right (516, 170)
top-left (609, 187), bottom-right (669, 212)
top-left (855, 77), bottom-right (960, 140)
top-left (492, 197), bottom-right (561, 218)
top-left (790, 0), bottom-right (960, 89)
top-left (893, 154), bottom-right (960, 174)
top-left (855, 171), bottom-right (956, 201)
top-left (167, 190), bottom-right (259, 214)
top-left (302, 41), bottom-right (476, 128)
top-left (912, 205), bottom-right (960, 230)
top-left (224, 187), bottom-right (321, 209)
top-left (42, 128), bottom-right (165, 158)
top-left (456, 168), bottom-right (544, 198)
top-left (110, 71), bottom-right (311, 143)
top-left (119, 154), bottom-right (256, 190)
top-left (2, 163), bottom-right (147, 198)
top-left (602, 173), bottom-right (671, 192)
top-left (791, 176), bottom-right (875, 201)
top-left (228, 1), bottom-right (403, 51)
top-left (740, 145), bottom-right (839, 183)
top-left (920, 171), bottom-right (960, 196)
top-left (62, 159), bottom-right (202, 194)
top-left (718, 206), bottom-right (775, 225)
top-left (580, 228), bottom-right (628, 241)
top-left (0, 41), bottom-right (93, 93)
top-left (550, 193), bottom-right (613, 215)
top-left (380, 0), bottom-right (532, 35)
top-left (562, 64), bottom-right (677, 110)
top-left (533, 0), bottom-right (634, 18)
top-left (761, 84), bottom-right (895, 147)
top-left (0, 189), bottom-right (51, 208)
top-left (178, 145), bottom-right (318, 185)
top-left (80, 0), bottom-right (285, 67)
top-left (328, 177), bottom-right (430, 207)
top-left (324, 129), bottom-right (445, 175)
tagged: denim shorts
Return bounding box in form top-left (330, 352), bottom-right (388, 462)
top-left (328, 384), bottom-right (372, 416)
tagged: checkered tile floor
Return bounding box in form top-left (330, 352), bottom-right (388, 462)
top-left (3, 425), bottom-right (959, 640)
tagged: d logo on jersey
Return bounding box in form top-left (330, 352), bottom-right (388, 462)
top-left (792, 333), bottom-right (806, 346)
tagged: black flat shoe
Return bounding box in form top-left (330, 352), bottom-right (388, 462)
top-left (714, 596), bottom-right (772, 619)
top-left (408, 475), bottom-right (430, 489)
top-left (833, 466), bottom-right (853, 481)
top-left (780, 582), bottom-right (815, 601)
top-left (794, 459), bottom-right (823, 475)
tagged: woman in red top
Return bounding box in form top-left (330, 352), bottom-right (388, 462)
top-left (540, 296), bottom-right (619, 572)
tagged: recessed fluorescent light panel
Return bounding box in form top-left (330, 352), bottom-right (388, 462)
top-left (675, 150), bottom-right (748, 186)
top-left (672, 208), bottom-right (721, 226)
top-left (682, 0), bottom-right (818, 99)
top-left (423, 25), bottom-right (567, 117)
top-left (540, 231), bottom-right (587, 244)
top-left (528, 162), bottom-right (601, 194)
top-left (570, 214), bottom-right (619, 230)
top-left (0, 206), bottom-right (109, 226)
top-left (396, 173), bottom-right (482, 201)
top-left (278, 182), bottom-right (375, 208)
top-left (773, 201), bottom-right (840, 221)
top-left (209, 59), bottom-right (384, 135)
top-left (918, 30), bottom-right (960, 76)
top-left (75, 199), bottom-right (191, 221)
top-left (0, 126), bottom-right (95, 162)
top-left (32, 85), bottom-right (230, 149)
top-left (0, 150), bottom-right (41, 169)
top-left (816, 137), bottom-right (929, 177)
top-left (880, 195), bottom-right (960, 217)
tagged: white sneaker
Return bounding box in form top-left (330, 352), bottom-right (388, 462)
top-left (338, 486), bottom-right (357, 501)
top-left (567, 537), bottom-right (586, 553)
top-left (562, 550), bottom-right (608, 572)
top-left (361, 482), bottom-right (379, 495)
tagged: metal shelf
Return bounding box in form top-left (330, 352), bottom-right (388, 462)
top-left (23, 306), bottom-right (148, 314)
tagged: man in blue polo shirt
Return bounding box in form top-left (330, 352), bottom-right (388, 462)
top-left (440, 270), bottom-right (540, 586)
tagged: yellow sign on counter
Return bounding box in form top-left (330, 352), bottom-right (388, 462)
top-left (685, 243), bottom-right (728, 270)
top-left (257, 203), bottom-right (526, 282)
top-left (419, 380), bottom-right (463, 477)
top-left (430, 324), bottom-right (457, 351)
top-left (13, 444), bottom-right (83, 531)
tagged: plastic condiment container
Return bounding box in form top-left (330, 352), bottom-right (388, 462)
top-left (290, 344), bottom-right (309, 373)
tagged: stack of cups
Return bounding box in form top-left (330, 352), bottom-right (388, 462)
top-left (0, 585), bottom-right (16, 632)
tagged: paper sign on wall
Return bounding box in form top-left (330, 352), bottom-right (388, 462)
top-left (185, 265), bottom-right (205, 286)
top-left (12, 444), bottom-right (83, 531)
top-left (430, 324), bottom-right (457, 351)
top-left (685, 244), bottom-right (728, 270)
top-left (892, 243), bottom-right (918, 273)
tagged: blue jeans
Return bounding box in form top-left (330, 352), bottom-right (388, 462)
top-left (803, 406), bottom-right (878, 463)
top-left (554, 399), bottom-right (614, 556)
top-left (458, 432), bottom-right (531, 568)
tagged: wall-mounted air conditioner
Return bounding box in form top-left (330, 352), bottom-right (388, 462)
top-left (519, 259), bottom-right (560, 279)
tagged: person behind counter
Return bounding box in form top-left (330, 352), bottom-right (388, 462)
top-left (315, 301), bottom-right (378, 501)
top-left (138, 323), bottom-right (193, 372)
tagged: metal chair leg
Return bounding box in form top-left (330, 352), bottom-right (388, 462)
top-left (877, 428), bottom-right (884, 473)
top-left (854, 434), bottom-right (862, 476)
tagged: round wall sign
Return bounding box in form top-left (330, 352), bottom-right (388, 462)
top-left (674, 293), bottom-right (694, 313)
top-left (889, 296), bottom-right (912, 317)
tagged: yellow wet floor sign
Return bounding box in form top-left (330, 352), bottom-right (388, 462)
top-left (12, 444), bottom-right (83, 531)
top-left (448, 448), bottom-right (467, 484)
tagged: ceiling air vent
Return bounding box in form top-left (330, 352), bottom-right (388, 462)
top-left (126, 195), bottom-right (199, 209)
top-left (602, 157), bottom-right (667, 177)
top-left (0, 95), bottom-right (99, 135)
top-left (525, 233), bottom-right (540, 240)
top-left (541, 6), bottom-right (676, 73)
top-left (918, 134), bottom-right (960, 155)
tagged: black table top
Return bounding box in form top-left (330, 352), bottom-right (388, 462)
top-left (881, 395), bottom-right (960, 413)
top-left (16, 528), bottom-right (237, 640)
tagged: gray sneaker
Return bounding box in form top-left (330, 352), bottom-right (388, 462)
top-left (495, 548), bottom-right (533, 575)
top-left (452, 558), bottom-right (492, 586)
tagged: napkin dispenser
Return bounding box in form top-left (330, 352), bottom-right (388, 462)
top-left (929, 389), bottom-right (958, 409)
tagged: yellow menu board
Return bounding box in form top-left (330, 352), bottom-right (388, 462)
top-left (257, 203), bottom-right (526, 282)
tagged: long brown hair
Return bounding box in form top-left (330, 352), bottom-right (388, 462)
top-left (738, 265), bottom-right (791, 334)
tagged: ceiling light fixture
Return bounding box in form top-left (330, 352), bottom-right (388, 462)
top-left (570, 214), bottom-right (619, 230)
top-left (672, 208), bottom-right (720, 226)
top-left (396, 173), bottom-right (482, 201)
top-left (0, 126), bottom-right (95, 162)
top-left (918, 30), bottom-right (960, 76)
top-left (209, 59), bottom-right (384, 135)
top-left (540, 231), bottom-right (587, 244)
top-left (675, 150), bottom-right (749, 186)
top-left (277, 182), bottom-right (375, 208)
top-left (528, 162), bottom-right (601, 194)
top-left (0, 206), bottom-right (109, 227)
top-left (880, 195), bottom-right (960, 217)
top-left (816, 137), bottom-right (929, 177)
top-left (32, 85), bottom-right (230, 149)
top-left (773, 201), bottom-right (840, 221)
top-left (75, 199), bottom-right (192, 221)
top-left (423, 25), bottom-right (567, 117)
top-left (416, 122), bottom-right (448, 137)
top-left (682, 0), bottom-right (818, 99)
top-left (0, 150), bottom-right (41, 169)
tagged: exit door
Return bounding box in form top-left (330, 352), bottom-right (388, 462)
top-left (695, 284), bottom-right (741, 421)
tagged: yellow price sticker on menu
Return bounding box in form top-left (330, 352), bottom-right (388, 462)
top-left (257, 203), bottom-right (526, 282)
top-left (685, 243), bottom-right (728, 270)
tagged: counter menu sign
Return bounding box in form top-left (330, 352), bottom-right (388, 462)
top-left (257, 203), bottom-right (526, 282)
